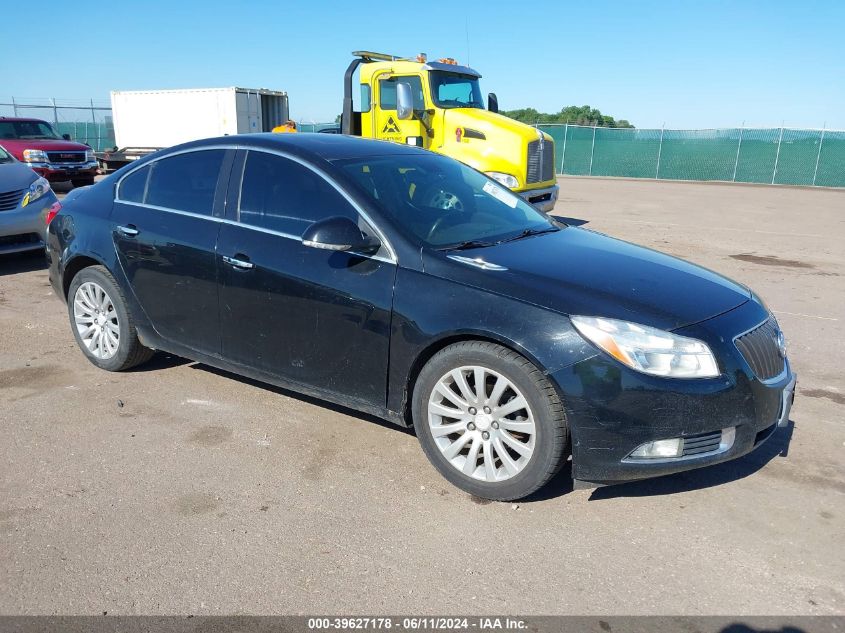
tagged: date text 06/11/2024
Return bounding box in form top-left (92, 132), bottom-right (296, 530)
top-left (307, 617), bottom-right (529, 630)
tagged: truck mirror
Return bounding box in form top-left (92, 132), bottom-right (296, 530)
top-left (487, 93), bottom-right (499, 113)
top-left (62, 133), bottom-right (72, 141)
top-left (396, 82), bottom-right (413, 120)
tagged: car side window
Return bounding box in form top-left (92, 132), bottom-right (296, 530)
top-left (145, 150), bottom-right (224, 215)
top-left (379, 76), bottom-right (425, 110)
top-left (118, 165), bottom-right (150, 203)
top-left (239, 151), bottom-right (358, 236)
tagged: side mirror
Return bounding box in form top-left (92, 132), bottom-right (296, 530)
top-left (302, 216), bottom-right (380, 254)
top-left (487, 93), bottom-right (499, 113)
top-left (62, 133), bottom-right (71, 141)
top-left (396, 82), bottom-right (413, 120)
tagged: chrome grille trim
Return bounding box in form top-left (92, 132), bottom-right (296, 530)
top-left (734, 318), bottom-right (785, 382)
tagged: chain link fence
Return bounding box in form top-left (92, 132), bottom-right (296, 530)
top-left (0, 97), bottom-right (115, 151)
top-left (538, 124), bottom-right (844, 188)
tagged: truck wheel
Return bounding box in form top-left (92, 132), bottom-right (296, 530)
top-left (68, 266), bottom-right (154, 371)
top-left (412, 341), bottom-right (568, 501)
top-left (71, 178), bottom-right (95, 188)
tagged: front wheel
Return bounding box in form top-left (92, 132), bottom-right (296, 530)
top-left (412, 341), bottom-right (568, 501)
top-left (67, 266), bottom-right (154, 371)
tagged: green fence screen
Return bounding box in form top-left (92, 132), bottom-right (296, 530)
top-left (538, 124), bottom-right (845, 188)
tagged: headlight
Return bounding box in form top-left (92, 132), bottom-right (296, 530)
top-left (485, 172), bottom-right (519, 189)
top-left (86, 149), bottom-right (96, 162)
top-left (22, 149), bottom-right (49, 163)
top-left (571, 316), bottom-right (719, 378)
top-left (21, 177), bottom-right (52, 208)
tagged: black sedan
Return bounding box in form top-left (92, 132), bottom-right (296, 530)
top-left (46, 134), bottom-right (796, 500)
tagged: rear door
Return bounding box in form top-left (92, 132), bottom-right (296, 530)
top-left (216, 149), bottom-right (396, 407)
top-left (111, 148), bottom-right (234, 355)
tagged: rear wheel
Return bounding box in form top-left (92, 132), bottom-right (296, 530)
top-left (67, 266), bottom-right (154, 371)
top-left (413, 341), bottom-right (567, 501)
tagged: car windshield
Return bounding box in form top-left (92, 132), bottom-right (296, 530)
top-left (0, 146), bottom-right (13, 163)
top-left (334, 153), bottom-right (558, 249)
top-left (0, 120), bottom-right (61, 140)
top-left (429, 71), bottom-right (484, 109)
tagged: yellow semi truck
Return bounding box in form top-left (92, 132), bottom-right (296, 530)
top-left (340, 51), bottom-right (558, 212)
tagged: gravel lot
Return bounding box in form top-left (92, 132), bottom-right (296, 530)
top-left (1, 176), bottom-right (843, 615)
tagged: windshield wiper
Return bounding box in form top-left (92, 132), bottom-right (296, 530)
top-left (498, 227), bottom-right (560, 244)
top-left (438, 239), bottom-right (497, 251)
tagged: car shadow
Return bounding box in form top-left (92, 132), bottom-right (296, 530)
top-left (522, 422), bottom-right (794, 502)
top-left (0, 251), bottom-right (46, 276)
top-left (125, 352), bottom-right (192, 372)
top-left (189, 363), bottom-right (414, 436)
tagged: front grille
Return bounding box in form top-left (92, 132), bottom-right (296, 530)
top-left (682, 430), bottom-right (722, 456)
top-left (527, 137), bottom-right (555, 184)
top-left (735, 319), bottom-right (785, 381)
top-left (0, 188), bottom-right (25, 211)
top-left (47, 151), bottom-right (86, 164)
top-left (0, 233), bottom-right (41, 248)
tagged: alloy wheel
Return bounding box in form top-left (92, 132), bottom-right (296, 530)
top-left (73, 281), bottom-right (120, 360)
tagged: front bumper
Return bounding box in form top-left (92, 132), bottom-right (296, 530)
top-left (0, 194), bottom-right (54, 254)
top-left (25, 161), bottom-right (98, 182)
top-left (519, 184), bottom-right (559, 213)
top-left (551, 299), bottom-right (796, 485)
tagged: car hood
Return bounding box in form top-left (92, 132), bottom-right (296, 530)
top-left (0, 138), bottom-right (90, 155)
top-left (424, 226), bottom-right (751, 331)
top-left (0, 163), bottom-right (39, 190)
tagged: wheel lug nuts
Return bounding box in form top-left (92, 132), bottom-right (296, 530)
top-left (468, 407), bottom-right (477, 415)
top-left (483, 406), bottom-right (491, 414)
top-left (492, 422), bottom-right (499, 429)
top-left (482, 431), bottom-right (490, 440)
top-left (467, 422), bottom-right (476, 431)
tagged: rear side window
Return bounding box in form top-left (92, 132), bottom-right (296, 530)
top-left (145, 150), bottom-right (224, 215)
top-left (118, 165), bottom-right (150, 203)
top-left (239, 151), bottom-right (357, 236)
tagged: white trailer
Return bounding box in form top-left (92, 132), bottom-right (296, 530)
top-left (98, 87), bottom-right (289, 171)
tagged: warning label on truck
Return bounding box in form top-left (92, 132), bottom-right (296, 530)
top-left (382, 117), bottom-right (401, 134)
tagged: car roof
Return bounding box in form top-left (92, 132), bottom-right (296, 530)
top-left (0, 116), bottom-right (49, 124)
top-left (173, 132), bottom-right (432, 163)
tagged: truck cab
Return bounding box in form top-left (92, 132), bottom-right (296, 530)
top-left (341, 52), bottom-right (558, 212)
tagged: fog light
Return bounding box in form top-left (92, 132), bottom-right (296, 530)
top-left (629, 438), bottom-right (683, 459)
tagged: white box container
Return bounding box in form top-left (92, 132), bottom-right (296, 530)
top-left (110, 87), bottom-right (289, 149)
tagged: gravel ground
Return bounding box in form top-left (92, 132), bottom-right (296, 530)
top-left (0, 176), bottom-right (842, 615)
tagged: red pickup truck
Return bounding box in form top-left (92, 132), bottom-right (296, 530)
top-left (0, 117), bottom-right (98, 188)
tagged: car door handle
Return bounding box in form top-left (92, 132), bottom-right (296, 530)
top-left (116, 224), bottom-right (139, 237)
top-left (223, 255), bottom-right (255, 270)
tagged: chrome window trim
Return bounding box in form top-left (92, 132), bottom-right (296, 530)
top-left (115, 201), bottom-right (395, 265)
top-left (115, 144), bottom-right (398, 265)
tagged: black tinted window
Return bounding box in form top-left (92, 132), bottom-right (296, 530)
top-left (118, 165), bottom-right (150, 203)
top-left (146, 150), bottom-right (224, 215)
top-left (239, 151), bottom-right (356, 235)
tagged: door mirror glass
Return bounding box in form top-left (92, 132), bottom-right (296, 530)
top-left (487, 93), bottom-right (499, 113)
top-left (301, 216), bottom-right (380, 253)
top-left (396, 82), bottom-right (413, 120)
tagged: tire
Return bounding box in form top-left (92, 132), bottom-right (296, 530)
top-left (67, 265), bottom-right (154, 371)
top-left (71, 178), bottom-right (95, 188)
top-left (412, 341), bottom-right (567, 501)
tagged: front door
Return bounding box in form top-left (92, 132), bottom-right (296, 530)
top-left (111, 148), bottom-right (232, 355)
top-left (217, 149), bottom-right (396, 407)
top-left (374, 74), bottom-right (429, 149)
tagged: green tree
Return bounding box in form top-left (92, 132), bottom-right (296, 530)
top-left (502, 105), bottom-right (634, 128)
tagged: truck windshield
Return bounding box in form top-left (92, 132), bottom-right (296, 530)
top-left (334, 153), bottom-right (558, 249)
top-left (0, 121), bottom-right (61, 140)
top-left (429, 71), bottom-right (484, 109)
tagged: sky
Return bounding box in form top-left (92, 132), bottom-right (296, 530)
top-left (1, 0), bottom-right (843, 129)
